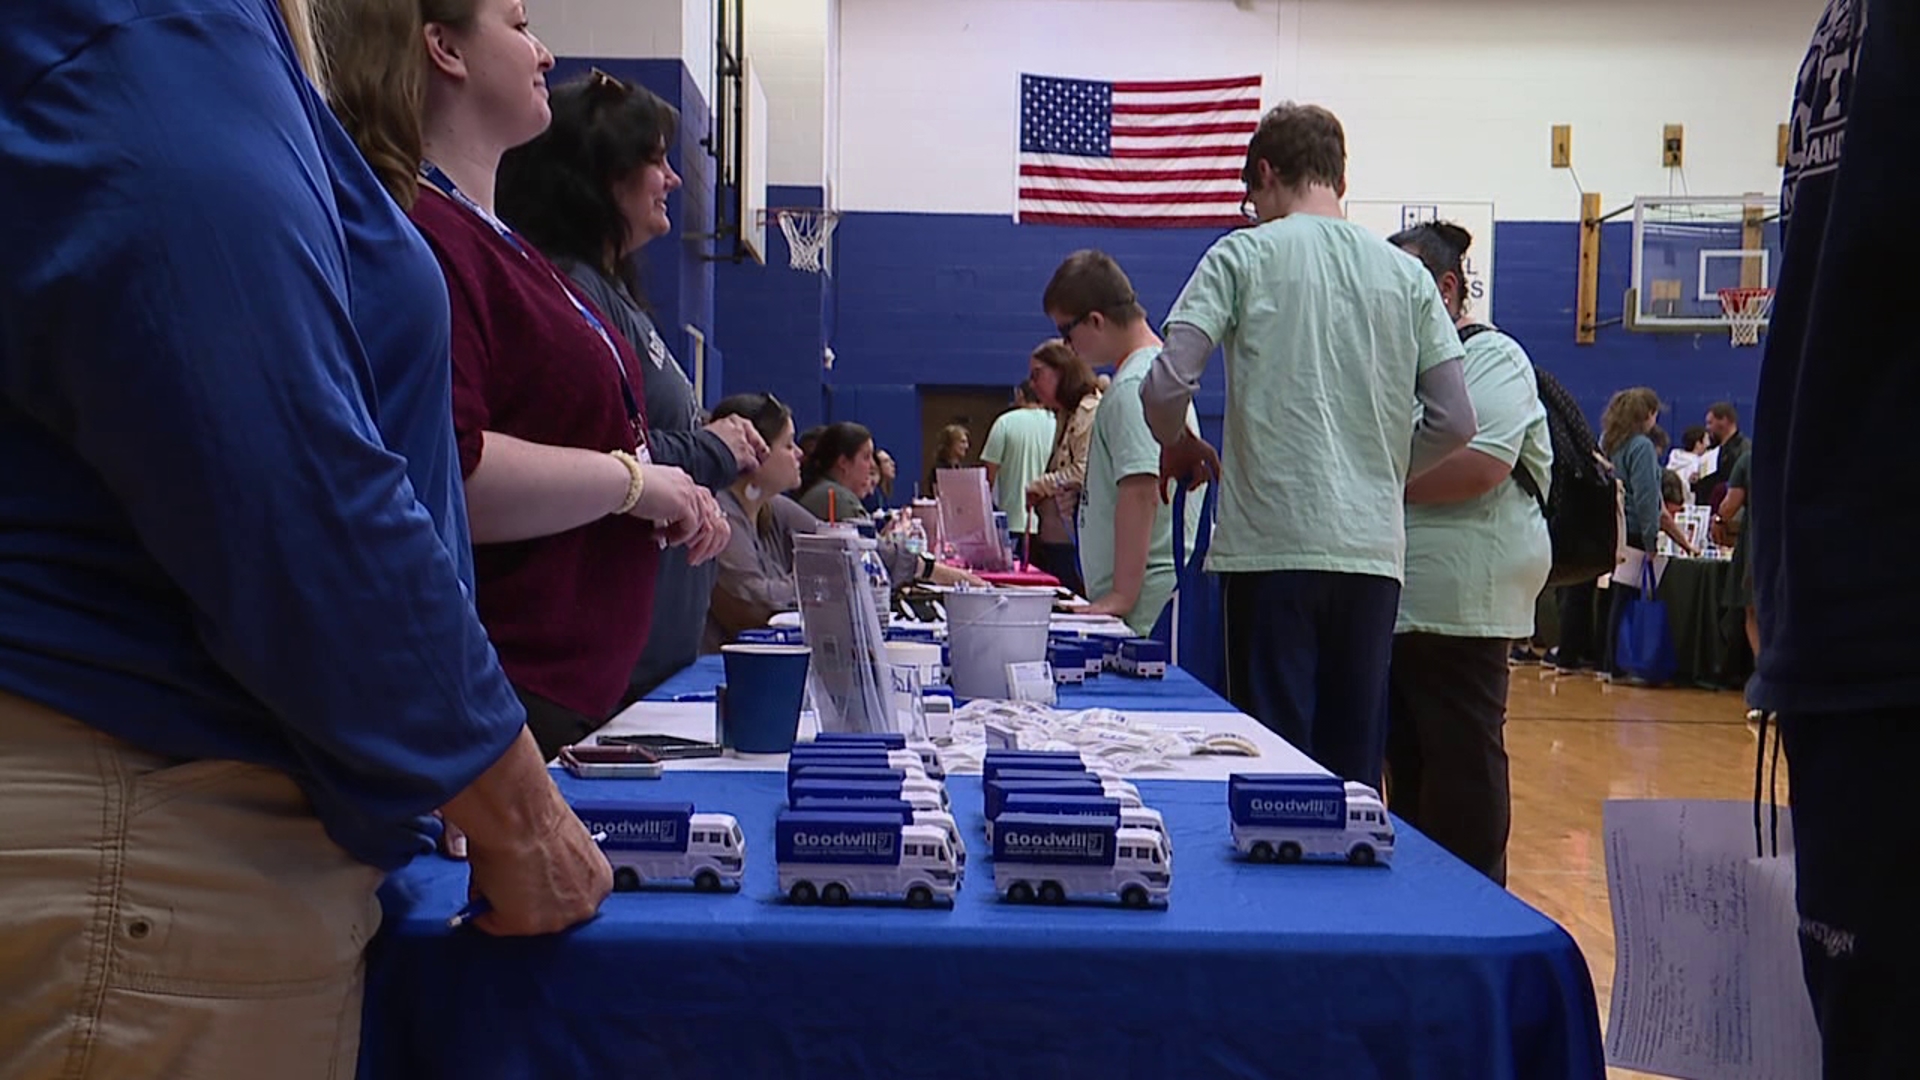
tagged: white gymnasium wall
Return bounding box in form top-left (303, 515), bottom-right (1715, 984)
top-left (834, 0), bottom-right (1824, 219)
top-left (536, 0), bottom-right (715, 107)
top-left (746, 0), bottom-right (833, 189)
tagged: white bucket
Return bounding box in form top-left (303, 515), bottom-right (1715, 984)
top-left (945, 588), bottom-right (1053, 700)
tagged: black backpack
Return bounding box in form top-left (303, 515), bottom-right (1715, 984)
top-left (1457, 324), bottom-right (1620, 587)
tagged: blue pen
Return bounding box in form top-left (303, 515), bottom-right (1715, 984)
top-left (672, 691), bottom-right (717, 703)
top-left (447, 831), bottom-right (605, 928)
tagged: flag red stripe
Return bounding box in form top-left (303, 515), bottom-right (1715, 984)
top-left (1020, 188), bottom-right (1243, 206)
top-left (1111, 98), bottom-right (1260, 116)
top-left (1111, 121), bottom-right (1257, 138)
top-left (1110, 145), bottom-right (1247, 159)
top-left (1019, 164), bottom-right (1242, 181)
top-left (1019, 211), bottom-right (1246, 228)
top-left (1109, 76), bottom-right (1262, 93)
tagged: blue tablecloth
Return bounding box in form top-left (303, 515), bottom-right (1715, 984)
top-left (650, 653), bottom-right (1226, 714)
top-left (362, 770), bottom-right (1605, 1080)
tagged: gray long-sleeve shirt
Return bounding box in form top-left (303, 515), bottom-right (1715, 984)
top-left (561, 261), bottom-right (739, 698)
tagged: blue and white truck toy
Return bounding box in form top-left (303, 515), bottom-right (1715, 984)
top-left (1227, 773), bottom-right (1395, 866)
top-left (990, 791), bottom-right (1170, 851)
top-left (792, 795), bottom-right (967, 870)
top-left (990, 812), bottom-right (1170, 908)
top-left (805, 731), bottom-right (947, 780)
top-left (789, 776), bottom-right (945, 815)
top-left (1114, 638), bottom-right (1168, 678)
top-left (787, 763), bottom-right (950, 810)
top-left (775, 809), bottom-right (959, 907)
top-left (572, 799), bottom-right (745, 892)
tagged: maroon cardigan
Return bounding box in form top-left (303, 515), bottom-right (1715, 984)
top-left (411, 188), bottom-right (658, 719)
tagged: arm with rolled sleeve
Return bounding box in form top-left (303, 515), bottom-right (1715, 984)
top-left (1407, 278), bottom-right (1477, 476)
top-left (1145, 240), bottom-right (1241, 447)
top-left (0, 16), bottom-right (523, 851)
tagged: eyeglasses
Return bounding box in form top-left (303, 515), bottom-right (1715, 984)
top-left (1055, 312), bottom-right (1091, 343)
top-left (587, 67), bottom-right (630, 101)
top-left (1240, 194), bottom-right (1258, 223)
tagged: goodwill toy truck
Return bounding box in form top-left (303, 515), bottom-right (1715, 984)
top-left (572, 799), bottom-right (745, 892)
top-left (792, 796), bottom-right (967, 869)
top-left (776, 809), bottom-right (960, 907)
top-left (991, 812), bottom-right (1170, 909)
top-left (1226, 774), bottom-right (1395, 866)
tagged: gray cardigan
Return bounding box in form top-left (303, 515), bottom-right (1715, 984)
top-left (561, 261), bottom-right (738, 699)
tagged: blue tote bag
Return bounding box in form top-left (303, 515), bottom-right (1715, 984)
top-left (1168, 481), bottom-right (1227, 696)
top-left (1615, 557), bottom-right (1678, 684)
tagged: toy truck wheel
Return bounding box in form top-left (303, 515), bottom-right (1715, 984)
top-left (1038, 881), bottom-right (1066, 905)
top-left (1348, 843), bottom-right (1377, 866)
top-left (1249, 841), bottom-right (1276, 863)
top-left (789, 881), bottom-right (818, 905)
top-left (613, 867), bottom-right (642, 892)
top-left (1006, 881), bottom-right (1035, 904)
top-left (906, 885), bottom-right (934, 908)
top-left (1120, 885), bottom-right (1150, 909)
top-left (1278, 842), bottom-right (1304, 863)
top-left (822, 883), bottom-right (851, 906)
top-left (693, 869), bottom-right (722, 892)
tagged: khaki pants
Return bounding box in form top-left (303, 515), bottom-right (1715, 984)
top-left (0, 691), bottom-right (383, 1080)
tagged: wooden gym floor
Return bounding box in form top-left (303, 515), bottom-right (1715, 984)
top-left (1502, 662), bottom-right (1780, 1080)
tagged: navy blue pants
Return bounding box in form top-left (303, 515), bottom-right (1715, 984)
top-left (1781, 709), bottom-right (1920, 1079)
top-left (1222, 571), bottom-right (1401, 788)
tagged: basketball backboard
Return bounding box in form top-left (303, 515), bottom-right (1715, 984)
top-left (739, 57), bottom-right (769, 264)
top-left (1625, 195), bottom-right (1780, 334)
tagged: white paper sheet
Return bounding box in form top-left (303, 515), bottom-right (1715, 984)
top-left (1602, 799), bottom-right (1820, 1080)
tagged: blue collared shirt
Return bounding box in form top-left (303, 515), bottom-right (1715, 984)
top-left (0, 0), bottom-right (524, 868)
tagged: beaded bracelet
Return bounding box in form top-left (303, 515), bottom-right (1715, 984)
top-left (609, 450), bottom-right (646, 515)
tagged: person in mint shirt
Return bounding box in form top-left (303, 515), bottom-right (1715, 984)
top-left (1383, 223), bottom-right (1552, 885)
top-left (1141, 103), bottom-right (1477, 787)
top-left (980, 382), bottom-right (1058, 537)
top-left (1041, 251), bottom-right (1203, 636)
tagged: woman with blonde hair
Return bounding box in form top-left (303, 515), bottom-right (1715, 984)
top-left (317, 0), bottom-right (728, 757)
top-left (1025, 338), bottom-right (1101, 596)
top-left (2, 0), bottom-right (608, 1073)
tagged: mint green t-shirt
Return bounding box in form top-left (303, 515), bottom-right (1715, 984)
top-left (1080, 346), bottom-right (1203, 636)
top-left (1397, 328), bottom-right (1553, 637)
top-left (979, 405), bottom-right (1057, 533)
top-left (1164, 214), bottom-right (1463, 581)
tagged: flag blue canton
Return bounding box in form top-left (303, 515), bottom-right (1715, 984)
top-left (1020, 75), bottom-right (1111, 157)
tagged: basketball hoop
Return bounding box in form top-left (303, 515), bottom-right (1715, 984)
top-left (1717, 286), bottom-right (1775, 347)
top-left (762, 207), bottom-right (840, 273)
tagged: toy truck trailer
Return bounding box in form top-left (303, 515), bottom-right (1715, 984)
top-left (990, 812), bottom-right (1170, 908)
top-left (1227, 773), bottom-right (1395, 866)
top-left (983, 751), bottom-right (1122, 785)
top-left (572, 799), bottom-right (744, 892)
top-left (990, 768), bottom-right (1140, 807)
top-left (789, 777), bottom-right (944, 815)
top-left (775, 809), bottom-right (959, 907)
top-left (787, 764), bottom-right (949, 810)
top-left (809, 731), bottom-right (948, 778)
top-left (1115, 638), bottom-right (1168, 678)
top-left (792, 796), bottom-right (966, 868)
top-left (788, 744), bottom-right (931, 778)
top-left (995, 792), bottom-right (1170, 851)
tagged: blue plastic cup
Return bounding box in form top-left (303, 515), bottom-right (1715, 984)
top-left (718, 644), bottom-right (812, 754)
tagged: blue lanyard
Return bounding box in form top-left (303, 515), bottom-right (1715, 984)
top-left (419, 162), bottom-right (644, 443)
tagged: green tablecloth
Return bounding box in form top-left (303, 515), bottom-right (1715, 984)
top-left (1533, 557), bottom-right (1750, 688)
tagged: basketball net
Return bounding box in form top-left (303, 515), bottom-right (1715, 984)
top-left (1718, 287), bottom-right (1775, 347)
top-left (773, 209), bottom-right (839, 273)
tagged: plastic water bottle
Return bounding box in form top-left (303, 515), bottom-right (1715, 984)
top-left (904, 516), bottom-right (929, 557)
top-left (854, 525), bottom-right (892, 627)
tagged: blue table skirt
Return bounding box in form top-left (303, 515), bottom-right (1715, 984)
top-left (651, 652), bottom-right (1224, 714)
top-left (362, 770), bottom-right (1604, 1080)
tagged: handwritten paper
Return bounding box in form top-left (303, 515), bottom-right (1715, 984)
top-left (1602, 799), bottom-right (1820, 1080)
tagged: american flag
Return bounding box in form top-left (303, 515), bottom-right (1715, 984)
top-left (1017, 73), bottom-right (1263, 228)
